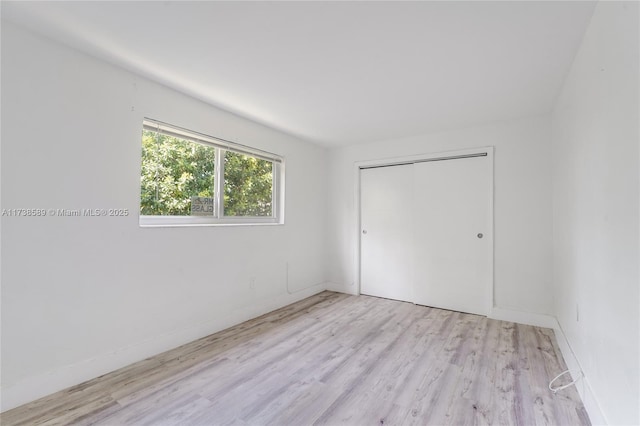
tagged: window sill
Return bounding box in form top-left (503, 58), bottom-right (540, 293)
top-left (139, 215), bottom-right (283, 227)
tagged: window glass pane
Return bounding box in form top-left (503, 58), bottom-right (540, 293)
top-left (224, 151), bottom-right (273, 216)
top-left (140, 130), bottom-right (215, 216)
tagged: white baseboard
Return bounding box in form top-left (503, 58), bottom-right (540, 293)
top-left (552, 324), bottom-right (608, 425)
top-left (324, 281), bottom-right (358, 295)
top-left (0, 284), bottom-right (327, 412)
top-left (489, 306), bottom-right (558, 328)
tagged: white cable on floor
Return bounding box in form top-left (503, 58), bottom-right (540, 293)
top-left (549, 369), bottom-right (583, 394)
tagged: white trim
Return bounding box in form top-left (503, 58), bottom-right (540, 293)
top-left (553, 323), bottom-right (608, 425)
top-left (215, 146), bottom-right (225, 217)
top-left (353, 146), bottom-right (493, 170)
top-left (325, 281), bottom-right (358, 295)
top-left (486, 147), bottom-right (495, 313)
top-left (489, 307), bottom-right (558, 329)
top-left (0, 284), bottom-right (329, 412)
top-left (353, 164), bottom-right (362, 295)
top-left (353, 146), bottom-right (495, 317)
top-left (139, 216), bottom-right (281, 227)
top-left (143, 118), bottom-right (282, 163)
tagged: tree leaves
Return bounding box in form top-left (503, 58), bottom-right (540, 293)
top-left (140, 131), bottom-right (215, 215)
top-left (224, 151), bottom-right (273, 216)
top-left (140, 130), bottom-right (273, 217)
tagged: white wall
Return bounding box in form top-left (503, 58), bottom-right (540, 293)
top-left (3, 2), bottom-right (639, 421)
top-left (0, 22), bottom-right (328, 411)
top-left (327, 116), bottom-right (554, 316)
top-left (551, 2), bottom-right (639, 425)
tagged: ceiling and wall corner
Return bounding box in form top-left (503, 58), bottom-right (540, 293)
top-left (1, 1), bottom-right (596, 146)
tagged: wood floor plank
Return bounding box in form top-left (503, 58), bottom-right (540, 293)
top-left (1, 291), bottom-right (589, 426)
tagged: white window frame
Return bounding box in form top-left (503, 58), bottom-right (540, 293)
top-left (139, 118), bottom-right (284, 227)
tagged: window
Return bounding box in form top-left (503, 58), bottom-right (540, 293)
top-left (140, 119), bottom-right (283, 226)
top-left (223, 151), bottom-right (274, 217)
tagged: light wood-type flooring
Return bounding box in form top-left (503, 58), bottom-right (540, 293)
top-left (1, 291), bottom-right (589, 426)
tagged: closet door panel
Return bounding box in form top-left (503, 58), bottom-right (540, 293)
top-left (412, 156), bottom-right (491, 315)
top-left (360, 165), bottom-right (414, 303)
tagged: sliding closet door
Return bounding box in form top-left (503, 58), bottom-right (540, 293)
top-left (412, 156), bottom-right (491, 316)
top-left (360, 164), bottom-right (414, 302)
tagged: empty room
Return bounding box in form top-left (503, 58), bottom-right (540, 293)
top-left (1, 1), bottom-right (638, 425)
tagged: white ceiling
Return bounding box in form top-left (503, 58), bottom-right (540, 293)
top-left (2, 1), bottom-right (596, 146)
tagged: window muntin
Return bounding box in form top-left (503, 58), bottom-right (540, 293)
top-left (139, 119), bottom-right (283, 226)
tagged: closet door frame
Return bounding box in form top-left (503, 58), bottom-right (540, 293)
top-left (354, 146), bottom-right (495, 313)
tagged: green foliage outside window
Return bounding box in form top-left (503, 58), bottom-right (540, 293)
top-left (224, 151), bottom-right (273, 216)
top-left (141, 131), bottom-right (215, 215)
top-left (140, 130), bottom-right (274, 217)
